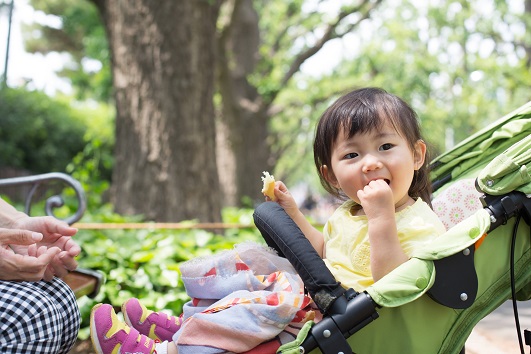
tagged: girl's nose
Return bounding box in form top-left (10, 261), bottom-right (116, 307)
top-left (361, 155), bottom-right (383, 173)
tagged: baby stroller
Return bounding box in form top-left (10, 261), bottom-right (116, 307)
top-left (253, 101), bottom-right (531, 353)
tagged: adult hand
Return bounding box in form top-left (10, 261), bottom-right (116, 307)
top-left (9, 216), bottom-right (80, 280)
top-left (0, 228), bottom-right (62, 281)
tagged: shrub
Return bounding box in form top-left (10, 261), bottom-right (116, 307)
top-left (0, 87), bottom-right (86, 173)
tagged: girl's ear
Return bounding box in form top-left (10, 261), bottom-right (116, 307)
top-left (321, 165), bottom-right (339, 188)
top-left (413, 140), bottom-right (427, 170)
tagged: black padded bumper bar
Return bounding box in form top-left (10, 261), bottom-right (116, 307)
top-left (253, 202), bottom-right (379, 354)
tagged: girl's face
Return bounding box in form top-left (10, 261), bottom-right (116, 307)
top-left (322, 120), bottom-right (426, 210)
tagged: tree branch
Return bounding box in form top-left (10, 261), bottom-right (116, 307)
top-left (218, 0), bottom-right (241, 46)
top-left (268, 4), bottom-right (302, 59)
top-left (280, 0), bottom-right (383, 90)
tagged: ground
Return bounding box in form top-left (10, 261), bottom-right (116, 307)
top-left (70, 340), bottom-right (95, 354)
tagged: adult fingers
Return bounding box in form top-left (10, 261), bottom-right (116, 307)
top-left (39, 235), bottom-right (81, 258)
top-left (42, 216), bottom-right (78, 236)
top-left (0, 228), bottom-right (42, 246)
top-left (0, 247), bottom-right (61, 281)
top-left (42, 265), bottom-right (55, 281)
top-left (50, 224), bottom-right (78, 237)
top-left (13, 216), bottom-right (77, 238)
top-left (59, 251), bottom-right (78, 271)
top-left (48, 251), bottom-right (78, 279)
top-left (63, 237), bottom-right (81, 257)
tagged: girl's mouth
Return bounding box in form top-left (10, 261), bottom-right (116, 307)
top-left (367, 178), bottom-right (390, 185)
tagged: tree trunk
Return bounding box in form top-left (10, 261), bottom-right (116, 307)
top-left (95, 0), bottom-right (222, 222)
top-left (217, 0), bottom-right (271, 206)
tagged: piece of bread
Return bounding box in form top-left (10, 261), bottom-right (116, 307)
top-left (261, 171), bottom-right (277, 201)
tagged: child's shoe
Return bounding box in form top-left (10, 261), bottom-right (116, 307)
top-left (90, 303), bottom-right (156, 354)
top-left (122, 298), bottom-right (182, 342)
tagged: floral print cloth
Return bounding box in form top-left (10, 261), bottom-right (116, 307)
top-left (173, 242), bottom-right (315, 354)
top-left (432, 178), bottom-right (483, 230)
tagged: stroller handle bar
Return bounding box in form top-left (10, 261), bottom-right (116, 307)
top-left (480, 190), bottom-right (531, 231)
top-left (299, 289), bottom-right (379, 354)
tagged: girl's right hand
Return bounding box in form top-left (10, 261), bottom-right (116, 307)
top-left (266, 181), bottom-right (300, 218)
top-left (267, 181), bottom-right (325, 257)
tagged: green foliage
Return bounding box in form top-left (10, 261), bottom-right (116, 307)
top-left (0, 87), bottom-right (86, 173)
top-left (331, 0), bottom-right (530, 152)
top-left (66, 101), bottom-right (115, 202)
top-left (0, 85), bottom-right (115, 194)
top-left (74, 206), bottom-right (264, 339)
top-left (26, 0), bottom-right (112, 102)
top-left (270, 0), bottom-right (531, 192)
top-left (19, 0), bottom-right (531, 201)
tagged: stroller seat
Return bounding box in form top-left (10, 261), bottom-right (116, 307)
top-left (432, 178), bottom-right (483, 230)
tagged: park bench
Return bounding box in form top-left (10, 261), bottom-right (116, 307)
top-left (0, 172), bottom-right (102, 298)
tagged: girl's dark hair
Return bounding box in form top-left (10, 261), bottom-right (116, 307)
top-left (313, 87), bottom-right (433, 205)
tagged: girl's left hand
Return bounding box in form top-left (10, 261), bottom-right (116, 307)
top-left (357, 179), bottom-right (394, 219)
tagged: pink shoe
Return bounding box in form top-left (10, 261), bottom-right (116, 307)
top-left (90, 303), bottom-right (156, 354)
top-left (122, 298), bottom-right (182, 342)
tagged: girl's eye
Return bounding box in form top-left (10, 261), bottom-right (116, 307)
top-left (344, 152), bottom-right (358, 159)
top-left (380, 143), bottom-right (393, 151)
